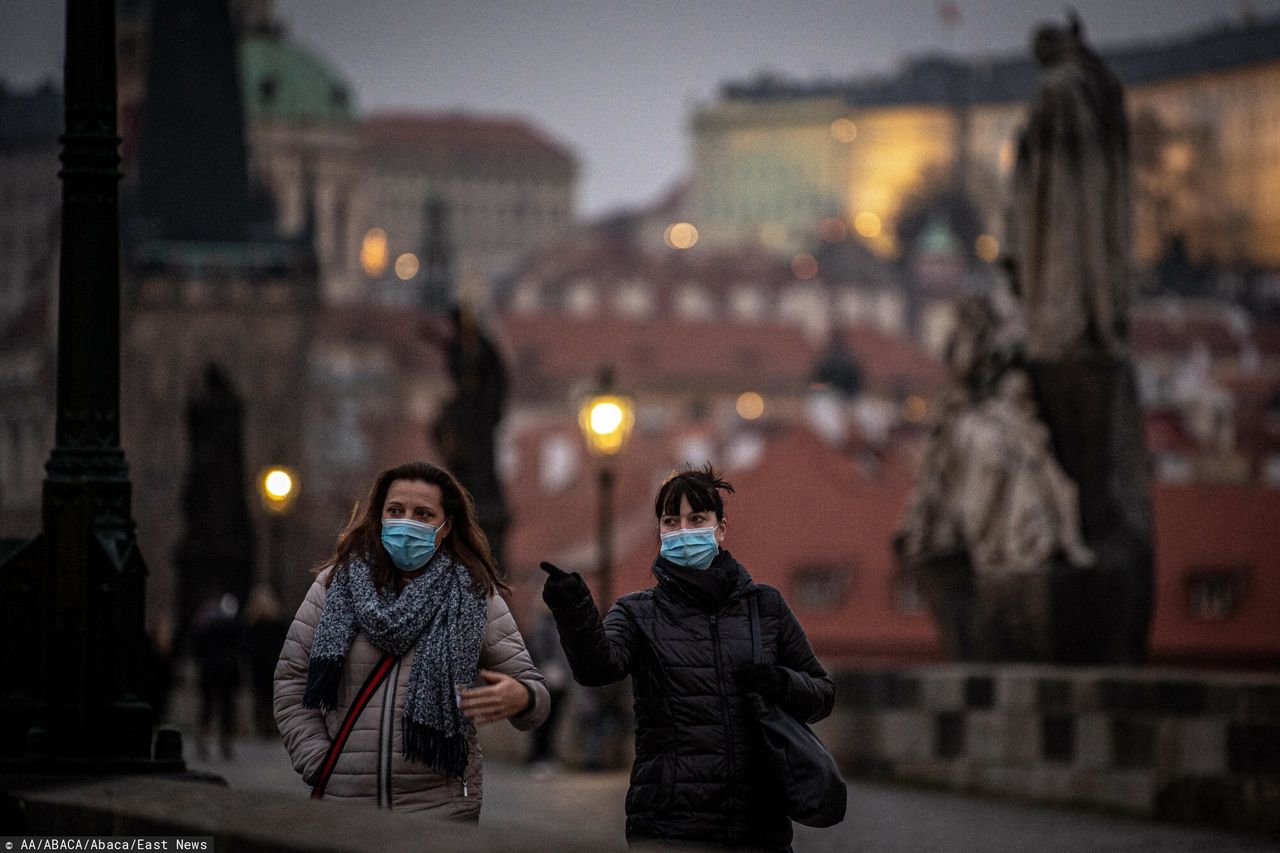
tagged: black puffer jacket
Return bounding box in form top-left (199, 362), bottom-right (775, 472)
top-left (546, 551), bottom-right (833, 850)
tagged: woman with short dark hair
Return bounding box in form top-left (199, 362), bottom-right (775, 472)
top-left (275, 460), bottom-right (548, 817)
top-left (541, 463), bottom-right (834, 851)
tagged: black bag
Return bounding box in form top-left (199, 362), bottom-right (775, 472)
top-left (746, 596), bottom-right (847, 828)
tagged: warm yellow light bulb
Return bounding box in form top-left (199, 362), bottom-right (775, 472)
top-left (589, 402), bottom-right (624, 436)
top-left (264, 469), bottom-right (293, 500)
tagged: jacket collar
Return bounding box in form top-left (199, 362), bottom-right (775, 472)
top-left (652, 549), bottom-right (758, 611)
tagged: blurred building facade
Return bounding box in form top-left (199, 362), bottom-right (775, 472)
top-left (688, 17), bottom-right (1280, 270)
top-left (0, 0), bottom-right (579, 639)
top-left (118, 0), bottom-right (578, 307)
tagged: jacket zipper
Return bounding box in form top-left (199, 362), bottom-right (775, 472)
top-left (378, 658), bottom-right (401, 809)
top-left (709, 612), bottom-right (738, 843)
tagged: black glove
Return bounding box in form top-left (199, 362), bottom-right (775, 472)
top-left (735, 663), bottom-right (789, 700)
top-left (540, 561), bottom-right (589, 608)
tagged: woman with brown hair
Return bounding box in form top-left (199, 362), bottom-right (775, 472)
top-left (274, 461), bottom-right (548, 818)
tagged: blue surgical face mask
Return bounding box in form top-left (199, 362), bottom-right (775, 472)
top-left (381, 518), bottom-right (441, 572)
top-left (660, 525), bottom-right (720, 571)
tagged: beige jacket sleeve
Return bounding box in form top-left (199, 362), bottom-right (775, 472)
top-left (273, 575), bottom-right (333, 785)
top-left (481, 594), bottom-right (550, 731)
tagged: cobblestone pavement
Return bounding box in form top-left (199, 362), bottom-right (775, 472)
top-left (188, 737), bottom-right (1280, 853)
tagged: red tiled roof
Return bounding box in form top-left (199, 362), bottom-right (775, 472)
top-left (494, 314), bottom-right (945, 400)
top-left (495, 313), bottom-right (818, 396)
top-left (838, 324), bottom-right (947, 392)
top-left (1130, 303), bottom-right (1254, 357)
top-left (363, 111), bottom-right (575, 163)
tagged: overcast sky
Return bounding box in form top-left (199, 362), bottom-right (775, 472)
top-left (4, 0), bottom-right (1278, 216)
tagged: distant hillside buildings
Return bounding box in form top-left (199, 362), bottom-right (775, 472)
top-left (687, 18), bottom-right (1280, 270)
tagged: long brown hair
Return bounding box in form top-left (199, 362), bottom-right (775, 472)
top-left (317, 460), bottom-right (509, 596)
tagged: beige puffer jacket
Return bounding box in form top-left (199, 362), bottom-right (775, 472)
top-left (274, 570), bottom-right (549, 817)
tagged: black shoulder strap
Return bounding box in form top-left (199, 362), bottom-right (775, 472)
top-left (748, 595), bottom-right (762, 665)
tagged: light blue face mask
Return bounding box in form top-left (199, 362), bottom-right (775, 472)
top-left (660, 525), bottom-right (719, 571)
top-left (381, 518), bottom-right (441, 572)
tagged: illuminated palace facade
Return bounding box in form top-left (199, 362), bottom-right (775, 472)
top-left (687, 17), bottom-right (1280, 268)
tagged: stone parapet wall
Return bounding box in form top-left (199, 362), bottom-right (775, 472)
top-left (816, 665), bottom-right (1280, 837)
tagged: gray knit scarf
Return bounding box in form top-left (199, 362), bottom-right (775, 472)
top-left (303, 551), bottom-right (488, 778)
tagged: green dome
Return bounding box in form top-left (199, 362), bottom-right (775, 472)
top-left (917, 219), bottom-right (959, 257)
top-left (240, 35), bottom-right (354, 123)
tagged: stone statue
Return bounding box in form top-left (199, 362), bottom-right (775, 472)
top-left (430, 302), bottom-right (511, 569)
top-left (1011, 16), bottom-right (1152, 664)
top-left (896, 293), bottom-right (1093, 660)
top-left (900, 15), bottom-right (1152, 663)
top-left (1008, 14), bottom-right (1131, 362)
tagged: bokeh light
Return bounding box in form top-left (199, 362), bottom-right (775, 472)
top-left (736, 392), bottom-right (765, 420)
top-left (902, 395), bottom-right (929, 423)
top-left (975, 234), bottom-right (1001, 263)
top-left (664, 222), bottom-right (699, 249)
top-left (830, 118), bottom-right (858, 143)
top-left (360, 227), bottom-right (388, 277)
top-left (854, 211), bottom-right (882, 239)
top-left (791, 253), bottom-right (819, 279)
top-left (395, 252), bottom-right (420, 280)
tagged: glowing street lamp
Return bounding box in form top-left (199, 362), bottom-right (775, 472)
top-left (579, 394), bottom-right (635, 457)
top-left (259, 465), bottom-right (298, 594)
top-left (259, 466), bottom-right (298, 513)
top-left (577, 370), bottom-right (634, 612)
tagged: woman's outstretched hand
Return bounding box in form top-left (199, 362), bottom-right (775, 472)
top-left (458, 669), bottom-right (532, 725)
top-left (540, 561), bottom-right (588, 607)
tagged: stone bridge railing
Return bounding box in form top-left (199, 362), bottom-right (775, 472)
top-left (814, 664), bottom-right (1280, 837)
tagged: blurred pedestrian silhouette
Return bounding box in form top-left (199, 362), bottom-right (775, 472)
top-left (524, 610), bottom-right (570, 772)
top-left (192, 593), bottom-right (242, 760)
top-left (242, 584), bottom-right (289, 738)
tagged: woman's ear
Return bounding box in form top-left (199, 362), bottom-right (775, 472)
top-left (439, 518), bottom-right (453, 541)
top-left (716, 518), bottom-right (727, 541)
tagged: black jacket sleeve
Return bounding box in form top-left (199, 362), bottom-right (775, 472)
top-left (773, 593), bottom-right (835, 723)
top-left (545, 585), bottom-right (640, 687)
